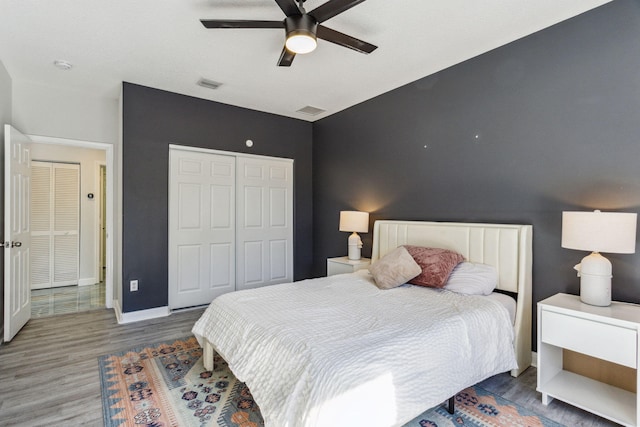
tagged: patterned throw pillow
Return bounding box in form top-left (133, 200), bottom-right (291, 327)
top-left (403, 245), bottom-right (464, 288)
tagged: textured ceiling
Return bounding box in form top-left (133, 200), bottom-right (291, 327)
top-left (0, 0), bottom-right (611, 121)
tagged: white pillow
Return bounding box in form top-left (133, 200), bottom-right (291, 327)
top-left (369, 246), bottom-right (422, 290)
top-left (444, 262), bottom-right (498, 295)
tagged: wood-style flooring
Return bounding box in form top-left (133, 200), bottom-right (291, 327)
top-left (0, 308), bottom-right (619, 426)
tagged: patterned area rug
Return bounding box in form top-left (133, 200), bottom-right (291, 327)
top-left (99, 337), bottom-right (564, 427)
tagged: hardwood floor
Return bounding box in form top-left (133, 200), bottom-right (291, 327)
top-left (0, 308), bottom-right (620, 426)
top-left (0, 308), bottom-right (204, 426)
top-left (478, 369), bottom-right (618, 427)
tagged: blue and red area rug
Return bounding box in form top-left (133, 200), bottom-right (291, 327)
top-left (99, 336), bottom-right (564, 427)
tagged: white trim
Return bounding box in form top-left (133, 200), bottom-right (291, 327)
top-left (26, 134), bottom-right (115, 310)
top-left (117, 305), bottom-right (171, 324)
top-left (95, 160), bottom-right (106, 285)
top-left (168, 143), bottom-right (294, 164)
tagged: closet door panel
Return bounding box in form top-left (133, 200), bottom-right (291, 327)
top-left (30, 235), bottom-right (50, 289)
top-left (178, 183), bottom-right (202, 229)
top-left (210, 243), bottom-right (232, 287)
top-left (270, 187), bottom-right (287, 227)
top-left (30, 161), bottom-right (79, 289)
top-left (169, 149), bottom-right (236, 309)
top-left (169, 147), bottom-right (293, 307)
top-left (211, 186), bottom-right (232, 229)
top-left (244, 186), bottom-right (263, 228)
top-left (236, 157), bottom-right (293, 290)
top-left (269, 239), bottom-right (287, 280)
top-left (52, 164), bottom-right (79, 287)
top-left (243, 241), bottom-right (264, 284)
top-left (53, 234), bottom-right (78, 285)
top-left (30, 162), bottom-right (51, 289)
top-left (177, 244), bottom-right (201, 292)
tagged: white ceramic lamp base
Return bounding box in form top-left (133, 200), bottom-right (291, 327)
top-left (347, 232), bottom-right (363, 260)
top-left (576, 252), bottom-right (612, 307)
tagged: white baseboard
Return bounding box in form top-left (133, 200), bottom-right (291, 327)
top-left (531, 351), bottom-right (537, 368)
top-left (113, 299), bottom-right (123, 323)
top-left (115, 303), bottom-right (171, 324)
top-left (31, 278), bottom-right (98, 289)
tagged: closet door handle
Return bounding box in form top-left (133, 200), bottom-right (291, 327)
top-left (11, 241), bottom-right (22, 248)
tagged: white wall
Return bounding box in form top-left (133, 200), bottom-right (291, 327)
top-left (30, 144), bottom-right (106, 285)
top-left (0, 62), bottom-right (11, 127)
top-left (12, 79), bottom-right (118, 144)
top-left (10, 78), bottom-right (121, 310)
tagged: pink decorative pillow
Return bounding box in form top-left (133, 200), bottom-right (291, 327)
top-left (403, 245), bottom-right (464, 288)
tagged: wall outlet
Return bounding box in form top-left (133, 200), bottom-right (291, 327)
top-left (130, 279), bottom-right (139, 292)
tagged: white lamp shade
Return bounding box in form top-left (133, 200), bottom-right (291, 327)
top-left (562, 210), bottom-right (637, 254)
top-left (339, 211), bottom-right (369, 233)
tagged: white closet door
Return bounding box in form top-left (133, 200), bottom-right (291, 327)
top-left (169, 149), bottom-right (236, 309)
top-left (236, 156), bottom-right (293, 291)
top-left (30, 161), bottom-right (79, 289)
top-left (30, 162), bottom-right (51, 288)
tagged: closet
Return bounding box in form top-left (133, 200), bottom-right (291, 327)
top-left (30, 161), bottom-right (80, 289)
top-left (168, 146), bottom-right (293, 309)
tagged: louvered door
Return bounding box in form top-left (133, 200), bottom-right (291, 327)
top-left (31, 161), bottom-right (80, 289)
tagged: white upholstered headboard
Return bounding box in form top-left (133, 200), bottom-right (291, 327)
top-left (371, 220), bottom-right (533, 377)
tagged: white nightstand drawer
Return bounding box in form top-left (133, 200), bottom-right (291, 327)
top-left (541, 310), bottom-right (637, 368)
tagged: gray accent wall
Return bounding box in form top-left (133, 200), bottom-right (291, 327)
top-left (0, 60), bottom-right (11, 338)
top-left (122, 83), bottom-right (313, 313)
top-left (312, 0), bottom-right (640, 341)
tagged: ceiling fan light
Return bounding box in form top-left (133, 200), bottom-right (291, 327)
top-left (286, 33), bottom-right (317, 54)
top-left (284, 14), bottom-right (318, 54)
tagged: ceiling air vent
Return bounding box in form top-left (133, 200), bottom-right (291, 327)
top-left (296, 105), bottom-right (326, 116)
top-left (197, 78), bottom-right (222, 90)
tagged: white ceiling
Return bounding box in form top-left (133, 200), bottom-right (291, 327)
top-left (0, 0), bottom-right (611, 122)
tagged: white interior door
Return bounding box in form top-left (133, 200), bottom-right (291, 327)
top-left (236, 156), bottom-right (293, 291)
top-left (169, 149), bottom-right (236, 309)
top-left (4, 125), bottom-right (32, 342)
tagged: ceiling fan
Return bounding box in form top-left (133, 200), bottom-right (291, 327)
top-left (200, 0), bottom-right (377, 67)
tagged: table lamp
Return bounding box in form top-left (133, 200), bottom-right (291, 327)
top-left (561, 210), bottom-right (637, 306)
top-left (339, 211), bottom-right (369, 260)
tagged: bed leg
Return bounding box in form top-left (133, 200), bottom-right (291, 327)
top-left (447, 396), bottom-right (455, 414)
top-left (203, 341), bottom-right (215, 371)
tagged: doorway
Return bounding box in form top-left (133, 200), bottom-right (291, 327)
top-left (27, 135), bottom-right (114, 312)
top-left (29, 146), bottom-right (108, 318)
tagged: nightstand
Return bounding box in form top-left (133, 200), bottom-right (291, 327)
top-left (326, 256), bottom-right (371, 276)
top-left (537, 293), bottom-right (640, 426)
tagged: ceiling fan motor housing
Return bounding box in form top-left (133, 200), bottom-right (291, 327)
top-left (285, 14), bottom-right (318, 44)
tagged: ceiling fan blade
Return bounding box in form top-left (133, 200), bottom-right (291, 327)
top-left (309, 0), bottom-right (367, 23)
top-left (274, 0), bottom-right (301, 17)
top-left (317, 25), bottom-right (377, 54)
top-left (200, 20), bottom-right (284, 29)
top-left (278, 46), bottom-right (296, 67)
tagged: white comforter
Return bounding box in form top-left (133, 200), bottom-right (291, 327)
top-left (192, 271), bottom-right (517, 427)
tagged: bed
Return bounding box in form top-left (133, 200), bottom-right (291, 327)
top-left (192, 220), bottom-right (533, 426)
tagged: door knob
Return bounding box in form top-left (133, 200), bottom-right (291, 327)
top-left (11, 241), bottom-right (22, 248)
